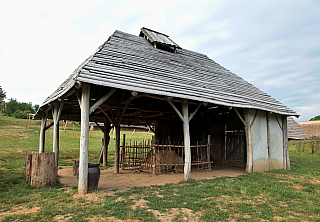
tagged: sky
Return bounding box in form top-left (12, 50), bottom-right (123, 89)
top-left (1, 0), bottom-right (319, 121)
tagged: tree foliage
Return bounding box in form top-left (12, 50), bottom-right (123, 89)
top-left (4, 98), bottom-right (38, 118)
top-left (310, 115), bottom-right (320, 121)
top-left (0, 86), bottom-right (6, 103)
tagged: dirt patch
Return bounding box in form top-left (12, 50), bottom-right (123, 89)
top-left (131, 198), bottom-right (149, 210)
top-left (147, 208), bottom-right (200, 222)
top-left (58, 165), bottom-right (244, 194)
top-left (0, 206), bottom-right (40, 218)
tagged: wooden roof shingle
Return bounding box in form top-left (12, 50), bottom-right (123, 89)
top-left (38, 28), bottom-right (298, 117)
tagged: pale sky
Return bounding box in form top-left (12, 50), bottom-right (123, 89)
top-left (1, 0), bottom-right (319, 121)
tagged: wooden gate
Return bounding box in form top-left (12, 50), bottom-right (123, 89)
top-left (225, 130), bottom-right (246, 162)
top-left (120, 138), bottom-right (212, 174)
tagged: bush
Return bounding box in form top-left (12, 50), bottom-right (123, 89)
top-left (13, 110), bottom-right (30, 119)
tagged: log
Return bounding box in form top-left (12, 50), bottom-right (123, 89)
top-left (25, 154), bottom-right (32, 183)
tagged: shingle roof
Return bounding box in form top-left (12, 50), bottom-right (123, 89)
top-left (39, 29), bottom-right (298, 117)
top-left (288, 118), bottom-right (309, 140)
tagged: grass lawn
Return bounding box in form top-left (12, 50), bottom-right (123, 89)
top-left (0, 116), bottom-right (319, 221)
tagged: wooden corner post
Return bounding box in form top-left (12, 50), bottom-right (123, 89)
top-left (243, 109), bottom-right (253, 173)
top-left (78, 83), bottom-right (90, 194)
top-left (182, 99), bottom-right (191, 181)
top-left (282, 116), bottom-right (290, 170)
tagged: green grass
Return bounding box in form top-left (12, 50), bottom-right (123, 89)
top-left (1, 116), bottom-right (320, 221)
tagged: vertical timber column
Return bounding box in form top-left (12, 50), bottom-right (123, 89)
top-left (53, 101), bottom-right (60, 169)
top-left (115, 108), bottom-right (121, 173)
top-left (182, 99), bottom-right (191, 181)
top-left (244, 109), bottom-right (253, 173)
top-left (39, 112), bottom-right (46, 153)
top-left (266, 112), bottom-right (271, 171)
top-left (79, 83), bottom-right (90, 194)
top-left (102, 118), bottom-right (109, 166)
top-left (282, 116), bottom-right (290, 169)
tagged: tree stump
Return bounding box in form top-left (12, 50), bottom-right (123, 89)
top-left (25, 152), bottom-right (56, 187)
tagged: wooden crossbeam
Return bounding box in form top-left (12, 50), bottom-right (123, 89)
top-left (90, 88), bottom-right (116, 114)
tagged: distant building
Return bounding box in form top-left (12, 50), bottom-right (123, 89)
top-left (297, 120), bottom-right (320, 137)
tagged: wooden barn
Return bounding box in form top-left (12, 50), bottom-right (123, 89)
top-left (34, 28), bottom-right (298, 194)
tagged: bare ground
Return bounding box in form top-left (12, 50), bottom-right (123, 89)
top-left (58, 164), bottom-right (245, 194)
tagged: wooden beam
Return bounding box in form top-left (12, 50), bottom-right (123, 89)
top-left (182, 99), bottom-right (191, 181)
top-left (78, 83), bottom-right (90, 195)
top-left (44, 122), bottom-right (54, 131)
top-left (167, 99), bottom-right (184, 121)
top-left (90, 88), bottom-right (116, 114)
top-left (100, 108), bottom-right (116, 126)
top-left (75, 89), bottom-right (82, 107)
top-left (188, 102), bottom-right (202, 121)
top-left (39, 113), bottom-right (46, 153)
top-left (233, 107), bottom-right (247, 127)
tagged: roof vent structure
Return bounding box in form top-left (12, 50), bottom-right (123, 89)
top-left (139, 27), bottom-right (181, 53)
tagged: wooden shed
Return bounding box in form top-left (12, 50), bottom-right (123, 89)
top-left (34, 27), bottom-right (298, 194)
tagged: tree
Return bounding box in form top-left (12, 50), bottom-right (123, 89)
top-left (3, 97), bottom-right (39, 118)
top-left (4, 98), bottom-right (19, 116)
top-left (0, 86), bottom-right (6, 112)
top-left (0, 86), bottom-right (6, 103)
top-left (310, 115), bottom-right (320, 121)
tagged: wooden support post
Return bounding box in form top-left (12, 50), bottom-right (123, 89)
top-left (282, 116), bottom-right (290, 169)
top-left (115, 108), bottom-right (121, 173)
top-left (182, 99), bottom-right (191, 181)
top-left (244, 109), bottom-right (253, 173)
top-left (266, 112), bottom-right (271, 170)
top-left (78, 83), bottom-right (90, 195)
top-left (102, 118), bottom-right (110, 166)
top-left (39, 113), bottom-right (46, 153)
top-left (207, 135), bottom-right (211, 170)
top-left (121, 134), bottom-right (126, 170)
top-left (53, 101), bottom-right (60, 169)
